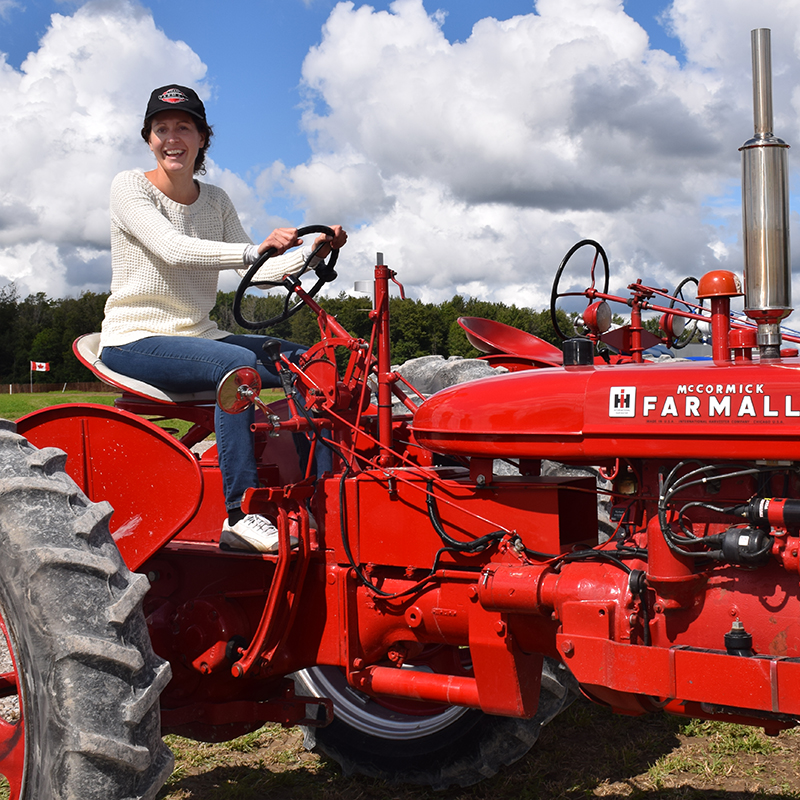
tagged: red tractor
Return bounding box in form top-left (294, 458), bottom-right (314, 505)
top-left (1, 28), bottom-right (798, 800)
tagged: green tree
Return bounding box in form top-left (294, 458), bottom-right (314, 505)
top-left (0, 282), bottom-right (583, 384)
top-left (0, 284), bottom-right (19, 381)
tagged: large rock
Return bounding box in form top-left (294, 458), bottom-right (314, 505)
top-left (393, 355), bottom-right (506, 397)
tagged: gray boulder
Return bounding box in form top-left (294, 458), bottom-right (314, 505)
top-left (393, 355), bottom-right (506, 401)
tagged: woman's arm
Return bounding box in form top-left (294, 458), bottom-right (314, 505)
top-left (111, 172), bottom-right (247, 269)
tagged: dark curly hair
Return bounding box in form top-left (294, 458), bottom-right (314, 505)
top-left (141, 116), bottom-right (214, 175)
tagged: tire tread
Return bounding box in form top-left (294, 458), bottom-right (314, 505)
top-left (0, 426), bottom-right (173, 799)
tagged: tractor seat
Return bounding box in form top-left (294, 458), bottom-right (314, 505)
top-left (73, 333), bottom-right (217, 405)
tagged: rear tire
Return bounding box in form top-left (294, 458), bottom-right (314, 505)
top-left (296, 656), bottom-right (575, 789)
top-left (0, 421), bottom-right (173, 800)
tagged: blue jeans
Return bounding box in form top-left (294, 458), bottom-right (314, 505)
top-left (101, 334), bottom-right (310, 511)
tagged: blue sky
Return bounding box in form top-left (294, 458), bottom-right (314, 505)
top-left (0, 0), bottom-right (682, 191)
top-left (0, 0), bottom-right (797, 311)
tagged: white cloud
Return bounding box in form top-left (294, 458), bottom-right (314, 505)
top-left (2, 0), bottom-right (800, 328)
top-left (0, 1), bottom-right (21, 21)
top-left (0, 0), bottom-right (209, 297)
top-left (285, 0), bottom-right (800, 309)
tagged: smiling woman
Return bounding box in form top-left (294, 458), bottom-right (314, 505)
top-left (98, 83), bottom-right (347, 553)
top-left (141, 85), bottom-right (214, 200)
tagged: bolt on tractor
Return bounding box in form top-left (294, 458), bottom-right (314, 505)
top-left (2, 27), bottom-right (800, 800)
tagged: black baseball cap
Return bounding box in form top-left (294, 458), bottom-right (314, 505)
top-left (144, 85), bottom-right (206, 123)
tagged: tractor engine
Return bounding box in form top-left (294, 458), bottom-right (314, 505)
top-left (408, 27), bottom-right (800, 729)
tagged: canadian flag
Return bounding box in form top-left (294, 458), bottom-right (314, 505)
top-left (30, 361), bottom-right (50, 372)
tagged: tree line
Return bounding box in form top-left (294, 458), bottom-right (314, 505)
top-left (0, 285), bottom-right (109, 385)
top-left (0, 283), bottom-right (570, 385)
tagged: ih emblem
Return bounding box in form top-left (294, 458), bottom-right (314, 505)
top-left (609, 386), bottom-right (636, 418)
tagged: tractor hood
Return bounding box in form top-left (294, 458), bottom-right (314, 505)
top-left (412, 358), bottom-right (800, 463)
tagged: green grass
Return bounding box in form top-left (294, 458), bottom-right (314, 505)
top-left (0, 390), bottom-right (118, 422)
top-left (681, 718), bottom-right (779, 756)
top-left (0, 388), bottom-right (284, 441)
top-left (646, 718), bottom-right (786, 790)
top-left (153, 701), bottom-right (800, 800)
top-left (0, 390), bottom-right (203, 440)
top-left (2, 705), bottom-right (797, 800)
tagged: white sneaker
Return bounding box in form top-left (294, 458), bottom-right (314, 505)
top-left (220, 514), bottom-right (297, 553)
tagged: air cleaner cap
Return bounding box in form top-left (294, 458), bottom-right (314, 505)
top-left (697, 270), bottom-right (743, 299)
top-left (563, 337), bottom-right (594, 367)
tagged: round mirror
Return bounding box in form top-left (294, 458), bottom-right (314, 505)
top-left (217, 367), bottom-right (262, 414)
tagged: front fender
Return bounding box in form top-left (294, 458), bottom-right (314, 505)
top-left (18, 403), bottom-right (203, 570)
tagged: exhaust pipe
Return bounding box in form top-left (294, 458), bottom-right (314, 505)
top-left (741, 28), bottom-right (791, 358)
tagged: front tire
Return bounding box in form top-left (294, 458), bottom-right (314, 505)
top-left (0, 421), bottom-right (173, 800)
top-left (295, 656), bottom-right (576, 789)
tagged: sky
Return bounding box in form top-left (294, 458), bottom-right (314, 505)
top-left (1, 0), bottom-right (799, 318)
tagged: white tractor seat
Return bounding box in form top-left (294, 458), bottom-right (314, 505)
top-left (74, 333), bottom-right (217, 405)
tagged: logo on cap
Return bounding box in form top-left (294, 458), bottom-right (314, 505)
top-left (159, 88), bottom-right (189, 105)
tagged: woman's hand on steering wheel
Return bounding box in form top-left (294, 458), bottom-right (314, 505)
top-left (311, 225), bottom-right (348, 260)
top-left (234, 223), bottom-right (346, 330)
top-left (257, 227), bottom-right (302, 257)
top-left (256, 225), bottom-right (347, 260)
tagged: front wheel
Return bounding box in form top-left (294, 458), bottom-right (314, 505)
top-left (295, 656), bottom-right (576, 789)
top-left (0, 421), bottom-right (173, 799)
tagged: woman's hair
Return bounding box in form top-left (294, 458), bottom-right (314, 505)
top-left (140, 117), bottom-right (214, 175)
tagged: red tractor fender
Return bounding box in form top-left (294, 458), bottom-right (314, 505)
top-left (457, 316), bottom-right (563, 368)
top-left (17, 403), bottom-right (203, 570)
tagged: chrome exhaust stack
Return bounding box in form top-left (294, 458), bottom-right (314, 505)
top-left (741, 28), bottom-right (792, 358)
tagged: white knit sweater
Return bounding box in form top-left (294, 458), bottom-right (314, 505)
top-left (100, 169), bottom-right (310, 348)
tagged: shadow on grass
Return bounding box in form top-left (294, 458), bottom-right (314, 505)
top-left (158, 698), bottom-right (800, 800)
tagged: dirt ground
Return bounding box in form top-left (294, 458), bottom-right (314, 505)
top-left (157, 697), bottom-right (800, 800)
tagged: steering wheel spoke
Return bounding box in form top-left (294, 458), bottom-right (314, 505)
top-left (549, 239), bottom-right (610, 341)
top-left (233, 224), bottom-right (338, 330)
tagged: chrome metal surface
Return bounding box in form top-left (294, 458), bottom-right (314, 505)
top-left (216, 366), bottom-right (261, 414)
top-left (752, 28), bottom-right (774, 136)
top-left (741, 28), bottom-right (792, 344)
top-left (295, 665), bottom-right (469, 739)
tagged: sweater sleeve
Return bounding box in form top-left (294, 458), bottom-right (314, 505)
top-left (110, 172), bottom-right (246, 269)
top-left (218, 196), bottom-right (309, 280)
top-left (237, 246), bottom-right (318, 284)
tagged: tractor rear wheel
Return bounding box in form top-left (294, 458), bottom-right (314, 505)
top-left (0, 421), bottom-right (173, 800)
top-left (295, 656), bottom-right (575, 789)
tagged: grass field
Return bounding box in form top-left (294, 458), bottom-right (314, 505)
top-left (0, 389), bottom-right (203, 439)
top-left (5, 698), bottom-right (798, 799)
top-left (0, 388), bottom-right (282, 432)
top-left (0, 390), bottom-right (118, 421)
top-left (155, 698), bottom-right (800, 799)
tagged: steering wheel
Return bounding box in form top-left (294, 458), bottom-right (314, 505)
top-left (233, 224), bottom-right (339, 330)
top-left (668, 276), bottom-right (704, 349)
top-left (550, 239), bottom-right (610, 341)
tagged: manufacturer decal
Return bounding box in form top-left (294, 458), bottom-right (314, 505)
top-left (159, 88), bottom-right (189, 105)
top-left (608, 383), bottom-right (800, 421)
top-left (609, 386), bottom-right (636, 418)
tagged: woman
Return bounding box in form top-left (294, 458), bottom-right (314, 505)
top-left (100, 84), bottom-right (347, 553)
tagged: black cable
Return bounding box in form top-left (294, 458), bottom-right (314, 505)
top-left (559, 549), bottom-right (633, 573)
top-left (425, 480), bottom-right (505, 554)
top-left (524, 546), bottom-right (559, 559)
top-left (658, 461), bottom-right (800, 560)
top-left (336, 466), bottom-right (485, 600)
top-left (292, 389), bottom-right (321, 445)
top-left (613, 502), bottom-right (635, 545)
